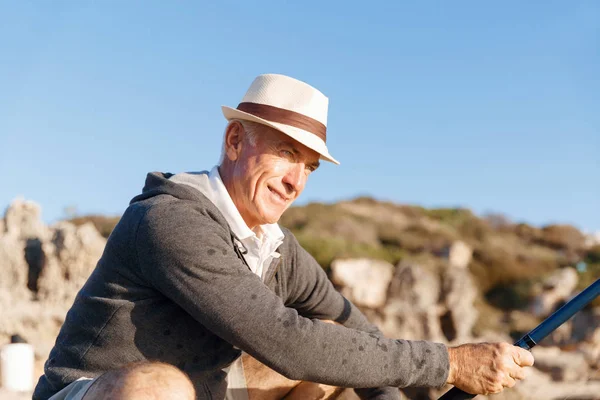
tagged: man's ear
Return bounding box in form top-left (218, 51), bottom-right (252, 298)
top-left (224, 121), bottom-right (244, 161)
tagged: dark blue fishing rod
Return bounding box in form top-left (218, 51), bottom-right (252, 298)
top-left (439, 278), bottom-right (600, 400)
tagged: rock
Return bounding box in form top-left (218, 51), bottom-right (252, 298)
top-left (508, 366), bottom-right (600, 400)
top-left (441, 266), bottom-right (478, 342)
top-left (531, 346), bottom-right (590, 382)
top-left (579, 342), bottom-right (600, 369)
top-left (571, 307), bottom-right (600, 343)
top-left (530, 268), bottom-right (579, 318)
top-left (37, 222), bottom-right (106, 304)
top-left (0, 234), bottom-right (30, 299)
top-left (331, 258), bottom-right (393, 308)
top-left (447, 241), bottom-right (472, 269)
top-left (3, 198), bottom-right (48, 241)
top-left (0, 198), bottom-right (108, 382)
top-left (380, 262), bottom-right (445, 342)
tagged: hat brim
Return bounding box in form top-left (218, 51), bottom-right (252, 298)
top-left (221, 106), bottom-right (339, 165)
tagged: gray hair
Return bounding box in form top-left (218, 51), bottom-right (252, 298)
top-left (218, 119), bottom-right (260, 164)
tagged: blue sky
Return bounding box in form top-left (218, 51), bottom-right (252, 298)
top-left (1, 1), bottom-right (598, 232)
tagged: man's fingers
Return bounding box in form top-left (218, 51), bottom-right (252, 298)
top-left (504, 374), bottom-right (517, 389)
top-left (512, 346), bottom-right (534, 367)
top-left (510, 366), bottom-right (527, 381)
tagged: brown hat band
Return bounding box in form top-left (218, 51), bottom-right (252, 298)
top-left (236, 102), bottom-right (327, 142)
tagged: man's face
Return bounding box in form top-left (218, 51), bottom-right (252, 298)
top-left (226, 123), bottom-right (321, 228)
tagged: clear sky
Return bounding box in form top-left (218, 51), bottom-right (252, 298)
top-left (1, 1), bottom-right (598, 232)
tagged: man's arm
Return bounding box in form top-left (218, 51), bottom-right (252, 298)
top-left (135, 200), bottom-right (450, 389)
top-left (282, 232), bottom-right (401, 399)
top-left (281, 234), bottom-right (536, 398)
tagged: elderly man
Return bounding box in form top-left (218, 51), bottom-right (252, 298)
top-left (34, 74), bottom-right (534, 400)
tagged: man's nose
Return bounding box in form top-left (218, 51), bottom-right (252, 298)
top-left (282, 163), bottom-right (306, 194)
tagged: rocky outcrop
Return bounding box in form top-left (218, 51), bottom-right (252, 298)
top-left (531, 346), bottom-right (591, 382)
top-left (331, 258), bottom-right (394, 308)
top-left (0, 198), bottom-right (107, 385)
top-left (507, 366), bottom-right (600, 400)
top-left (37, 221), bottom-right (105, 304)
top-left (441, 265), bottom-right (478, 342)
top-left (447, 240), bottom-right (473, 269)
top-left (0, 233), bottom-right (30, 300)
top-left (3, 198), bottom-right (49, 240)
top-left (381, 262), bottom-right (446, 342)
top-left (530, 267), bottom-right (579, 318)
top-left (332, 254), bottom-right (479, 345)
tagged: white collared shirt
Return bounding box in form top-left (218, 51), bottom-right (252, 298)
top-left (169, 166), bottom-right (285, 280)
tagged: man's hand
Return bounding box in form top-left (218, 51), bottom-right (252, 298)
top-left (446, 342), bottom-right (535, 395)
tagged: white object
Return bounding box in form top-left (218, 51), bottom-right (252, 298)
top-left (222, 73), bottom-right (339, 164)
top-left (1, 343), bottom-right (34, 392)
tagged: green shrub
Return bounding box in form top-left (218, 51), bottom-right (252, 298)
top-left (484, 280), bottom-right (537, 311)
top-left (469, 242), bottom-right (558, 293)
top-left (421, 207), bottom-right (490, 240)
top-left (295, 233), bottom-right (405, 270)
top-left (378, 223), bottom-right (454, 254)
top-left (585, 245), bottom-right (600, 264)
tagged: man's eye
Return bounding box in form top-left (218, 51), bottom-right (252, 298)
top-left (281, 150), bottom-right (293, 158)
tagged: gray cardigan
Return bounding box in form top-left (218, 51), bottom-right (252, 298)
top-left (33, 172), bottom-right (449, 400)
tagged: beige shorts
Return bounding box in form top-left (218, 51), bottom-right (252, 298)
top-left (48, 377), bottom-right (96, 400)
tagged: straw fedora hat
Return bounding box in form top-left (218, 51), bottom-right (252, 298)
top-left (221, 74), bottom-right (339, 164)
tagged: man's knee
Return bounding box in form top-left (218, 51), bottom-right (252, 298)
top-left (83, 361), bottom-right (195, 400)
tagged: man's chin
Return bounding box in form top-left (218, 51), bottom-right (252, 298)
top-left (258, 210), bottom-right (285, 225)
top-left (263, 214), bottom-right (283, 225)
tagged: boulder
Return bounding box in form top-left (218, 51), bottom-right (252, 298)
top-left (381, 262), bottom-right (445, 342)
top-left (447, 241), bottom-right (473, 269)
top-left (330, 258), bottom-right (393, 308)
top-left (3, 198), bottom-right (48, 241)
top-left (0, 198), bottom-right (107, 382)
top-left (571, 307), bottom-right (600, 343)
top-left (441, 266), bottom-right (478, 342)
top-left (531, 346), bottom-right (590, 382)
top-left (509, 365), bottom-right (600, 400)
top-left (530, 268), bottom-right (578, 318)
top-left (37, 222), bottom-right (106, 304)
top-left (0, 234), bottom-right (30, 299)
top-left (579, 341), bottom-right (600, 369)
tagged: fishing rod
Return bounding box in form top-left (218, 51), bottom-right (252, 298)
top-left (439, 278), bottom-right (600, 400)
